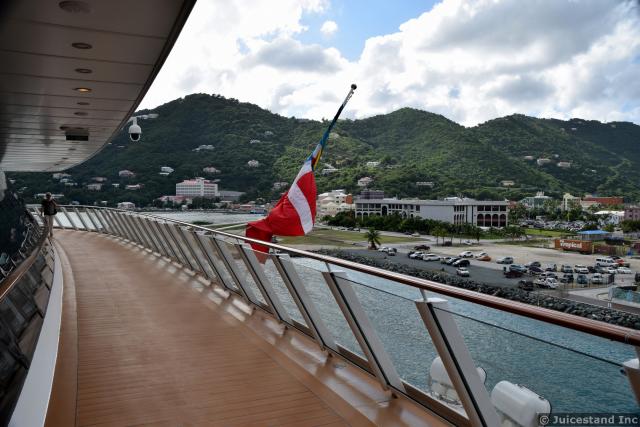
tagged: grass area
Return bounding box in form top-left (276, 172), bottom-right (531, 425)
top-left (524, 228), bottom-right (568, 238)
top-left (279, 228), bottom-right (419, 246)
top-left (496, 238), bottom-right (550, 247)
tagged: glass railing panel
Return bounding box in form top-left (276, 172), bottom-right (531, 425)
top-left (204, 237), bottom-right (239, 293)
top-left (431, 303), bottom-right (639, 415)
top-left (286, 258), bottom-right (362, 357)
top-left (180, 231), bottom-right (216, 279)
top-left (262, 255), bottom-right (307, 326)
top-left (220, 242), bottom-right (267, 307)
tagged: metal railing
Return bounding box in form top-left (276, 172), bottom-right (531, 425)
top-left (40, 205), bottom-right (640, 426)
top-left (0, 213), bottom-right (54, 424)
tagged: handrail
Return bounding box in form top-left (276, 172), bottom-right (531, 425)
top-left (0, 214), bottom-right (47, 302)
top-left (60, 205), bottom-right (640, 347)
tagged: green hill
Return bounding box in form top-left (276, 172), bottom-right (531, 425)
top-left (10, 93), bottom-right (640, 205)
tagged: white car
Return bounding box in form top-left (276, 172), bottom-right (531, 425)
top-left (422, 254), bottom-right (441, 262)
top-left (603, 267), bottom-right (618, 274)
top-left (617, 267), bottom-right (632, 274)
top-left (574, 265), bottom-right (589, 274)
top-left (459, 251), bottom-right (474, 258)
top-left (378, 246), bottom-right (389, 252)
top-left (409, 251), bottom-right (424, 260)
top-left (456, 267), bottom-right (470, 277)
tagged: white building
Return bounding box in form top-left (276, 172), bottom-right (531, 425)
top-left (355, 197), bottom-right (509, 227)
top-left (523, 156), bottom-right (534, 161)
top-left (317, 190), bottom-right (354, 217)
top-left (87, 183), bottom-right (103, 191)
top-left (321, 166), bottom-right (339, 175)
top-left (561, 193), bottom-right (581, 211)
top-left (520, 192), bottom-right (552, 209)
top-left (52, 173), bottom-right (71, 180)
top-left (557, 162), bottom-right (571, 168)
top-left (117, 202), bottom-right (135, 210)
top-left (202, 166), bottom-right (220, 174)
top-left (500, 180), bottom-right (515, 187)
top-left (272, 182), bottom-right (288, 190)
top-left (125, 184), bottom-right (142, 190)
top-left (536, 158), bottom-right (551, 166)
top-left (357, 176), bottom-right (374, 187)
top-left (366, 161), bottom-right (380, 168)
top-left (416, 182), bottom-right (434, 187)
top-left (247, 160), bottom-right (260, 167)
top-left (176, 178), bottom-right (219, 198)
top-left (92, 176), bottom-right (107, 182)
top-left (118, 169), bottom-right (135, 178)
top-left (193, 145), bottom-right (214, 151)
top-left (160, 166), bottom-right (174, 174)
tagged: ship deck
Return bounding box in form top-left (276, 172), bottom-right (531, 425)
top-left (45, 230), bottom-right (448, 426)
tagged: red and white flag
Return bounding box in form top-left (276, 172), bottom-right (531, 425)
top-left (245, 84), bottom-right (357, 255)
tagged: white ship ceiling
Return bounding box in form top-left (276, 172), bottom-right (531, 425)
top-left (0, 0), bottom-right (195, 172)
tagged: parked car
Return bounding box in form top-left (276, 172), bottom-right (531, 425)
top-left (452, 259), bottom-right (471, 267)
top-left (528, 266), bottom-right (544, 275)
top-left (610, 256), bottom-right (630, 267)
top-left (590, 273), bottom-right (604, 285)
top-left (442, 241), bottom-right (452, 246)
top-left (497, 257), bottom-right (514, 264)
top-left (518, 280), bottom-right (534, 291)
top-left (544, 264), bottom-right (557, 272)
top-left (422, 253), bottom-right (440, 261)
top-left (441, 256), bottom-right (455, 264)
top-left (456, 267), bottom-right (470, 277)
top-left (462, 240), bottom-right (473, 246)
top-left (560, 273), bottom-right (574, 284)
top-left (535, 277), bottom-right (558, 289)
top-left (509, 264), bottom-right (528, 274)
top-left (459, 251), bottom-right (474, 258)
top-left (576, 274), bottom-right (588, 286)
top-left (525, 261), bottom-right (541, 268)
top-left (446, 257), bottom-right (461, 266)
top-left (561, 265), bottom-right (574, 273)
top-left (409, 251), bottom-right (424, 260)
top-left (587, 266), bottom-right (597, 274)
top-left (540, 272), bottom-right (558, 280)
top-left (414, 244), bottom-right (430, 251)
top-left (504, 269), bottom-right (523, 278)
top-left (617, 267), bottom-right (632, 274)
top-left (378, 246), bottom-right (390, 252)
top-left (602, 266), bottom-right (617, 275)
top-left (574, 265), bottom-right (589, 274)
top-left (476, 254), bottom-right (491, 262)
top-left (387, 248), bottom-right (397, 256)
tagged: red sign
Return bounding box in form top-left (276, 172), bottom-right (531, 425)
top-left (554, 239), bottom-right (592, 252)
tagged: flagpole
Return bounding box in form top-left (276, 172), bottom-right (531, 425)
top-left (309, 83), bottom-right (357, 171)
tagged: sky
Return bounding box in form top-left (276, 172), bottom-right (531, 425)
top-left (140, 0), bottom-right (640, 127)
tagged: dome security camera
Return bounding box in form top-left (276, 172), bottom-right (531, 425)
top-left (128, 117), bottom-right (141, 142)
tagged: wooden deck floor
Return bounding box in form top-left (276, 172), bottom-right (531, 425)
top-left (46, 230), bottom-right (449, 427)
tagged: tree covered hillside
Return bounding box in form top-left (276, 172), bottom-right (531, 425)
top-left (11, 94), bottom-right (640, 205)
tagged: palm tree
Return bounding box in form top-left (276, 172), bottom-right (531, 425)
top-left (432, 226), bottom-right (446, 246)
top-left (365, 228), bottom-right (381, 250)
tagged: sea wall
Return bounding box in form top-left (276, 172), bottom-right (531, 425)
top-left (315, 249), bottom-right (640, 330)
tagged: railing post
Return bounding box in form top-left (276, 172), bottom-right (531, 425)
top-left (150, 220), bottom-right (178, 261)
top-left (237, 244), bottom-right (290, 322)
top-left (175, 226), bottom-right (208, 274)
top-left (324, 271), bottom-right (405, 392)
top-left (209, 238), bottom-right (256, 303)
top-left (127, 214), bottom-right (153, 250)
top-left (194, 233), bottom-right (235, 291)
top-left (163, 223), bottom-right (192, 267)
top-left (83, 207), bottom-right (101, 232)
top-left (415, 297), bottom-right (500, 427)
top-left (135, 216), bottom-right (163, 255)
top-left (121, 213), bottom-right (145, 246)
top-left (272, 255), bottom-right (335, 351)
top-left (103, 209), bottom-right (126, 239)
top-left (72, 207), bottom-right (89, 230)
top-left (60, 207), bottom-right (77, 230)
top-left (93, 209), bottom-right (113, 235)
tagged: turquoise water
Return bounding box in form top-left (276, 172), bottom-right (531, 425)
top-left (287, 257), bottom-right (639, 414)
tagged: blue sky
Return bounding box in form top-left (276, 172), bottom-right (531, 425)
top-left (297, 0), bottom-right (438, 60)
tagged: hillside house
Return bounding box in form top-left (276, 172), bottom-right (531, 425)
top-left (557, 162), bottom-right (571, 168)
top-left (536, 158), bottom-right (551, 166)
top-left (500, 180), bottom-right (515, 187)
top-left (247, 160), bottom-right (260, 167)
top-left (357, 177), bottom-right (374, 187)
top-left (202, 166), bottom-right (221, 174)
top-left (86, 183), bottom-right (103, 191)
top-left (118, 170), bottom-right (135, 178)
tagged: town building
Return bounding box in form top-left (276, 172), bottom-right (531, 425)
top-left (157, 195), bottom-right (191, 205)
top-left (317, 190), bottom-right (354, 217)
top-left (624, 206), bottom-right (640, 221)
top-left (125, 184), bottom-right (142, 190)
top-left (118, 170), bottom-right (135, 178)
top-left (112, 183), bottom-right (120, 188)
top-left (357, 176), bottom-right (373, 187)
top-left (536, 158), bottom-right (551, 166)
top-left (247, 160), bottom-right (260, 167)
top-left (561, 193), bottom-right (581, 211)
top-left (218, 190), bottom-right (245, 202)
top-left (520, 192), bottom-right (552, 209)
top-left (582, 196), bottom-right (623, 207)
top-left (202, 166), bottom-right (220, 174)
top-left (272, 182), bottom-right (288, 190)
top-left (52, 173), bottom-right (71, 180)
top-left (355, 197), bottom-right (509, 227)
top-left (92, 177), bottom-right (107, 182)
top-left (523, 156), bottom-right (534, 161)
top-left (416, 182), bottom-right (434, 187)
top-left (594, 210), bottom-right (625, 226)
top-left (321, 165), bottom-right (339, 175)
top-left (557, 162), bottom-right (571, 168)
top-left (500, 180), bottom-right (515, 187)
top-left (117, 202), bottom-right (135, 209)
top-left (86, 183), bottom-right (103, 191)
top-left (193, 145), bottom-right (214, 151)
top-left (366, 161), bottom-right (380, 168)
top-left (159, 166), bottom-right (174, 176)
top-left (176, 178), bottom-right (219, 198)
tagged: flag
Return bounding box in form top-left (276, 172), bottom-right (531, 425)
top-left (245, 84), bottom-right (357, 256)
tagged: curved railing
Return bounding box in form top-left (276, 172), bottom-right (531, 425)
top-left (0, 212), bottom-right (54, 424)
top-left (39, 205), bottom-right (640, 426)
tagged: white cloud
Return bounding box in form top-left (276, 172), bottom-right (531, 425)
top-left (320, 20), bottom-right (338, 36)
top-left (141, 0), bottom-right (640, 127)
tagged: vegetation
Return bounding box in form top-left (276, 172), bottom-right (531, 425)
top-left (365, 228), bottom-right (381, 249)
top-left (9, 94), bottom-right (640, 206)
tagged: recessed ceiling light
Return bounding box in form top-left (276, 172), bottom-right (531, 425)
top-left (59, 1), bottom-right (91, 13)
top-left (75, 68), bottom-right (92, 74)
top-left (77, 101), bottom-right (90, 106)
top-left (74, 111), bottom-right (88, 116)
top-left (71, 42), bottom-right (92, 49)
top-left (74, 87), bottom-right (91, 93)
